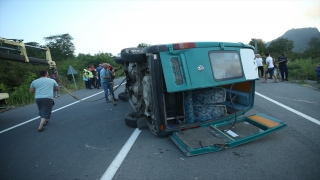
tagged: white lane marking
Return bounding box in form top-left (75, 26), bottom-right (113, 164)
top-left (0, 116), bottom-right (40, 134)
top-left (0, 83), bottom-right (125, 134)
top-left (0, 91), bottom-right (103, 134)
top-left (100, 128), bottom-right (141, 180)
top-left (255, 92), bottom-right (320, 125)
top-left (274, 96), bottom-right (318, 104)
top-left (101, 91), bottom-right (320, 179)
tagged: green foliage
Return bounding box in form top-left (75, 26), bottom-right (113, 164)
top-left (306, 37), bottom-right (320, 51)
top-left (248, 38), bottom-right (266, 54)
top-left (55, 52), bottom-right (123, 84)
top-left (287, 63), bottom-right (301, 69)
top-left (267, 38), bottom-right (294, 56)
top-left (288, 57), bottom-right (319, 80)
top-left (7, 73), bottom-right (36, 106)
top-left (0, 83), bottom-right (8, 93)
top-left (137, 43), bottom-right (150, 48)
top-left (0, 60), bottom-right (45, 91)
top-left (289, 52), bottom-right (304, 60)
top-left (302, 37), bottom-right (320, 59)
top-left (44, 34), bottom-right (75, 61)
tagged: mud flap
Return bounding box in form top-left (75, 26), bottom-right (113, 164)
top-left (137, 116), bottom-right (148, 130)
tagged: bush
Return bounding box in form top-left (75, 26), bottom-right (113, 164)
top-left (288, 58), bottom-right (319, 80)
top-left (7, 73), bottom-right (36, 106)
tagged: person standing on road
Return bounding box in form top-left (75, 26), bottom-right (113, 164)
top-left (87, 67), bottom-right (95, 89)
top-left (107, 63), bottom-right (116, 87)
top-left (277, 53), bottom-right (289, 81)
top-left (96, 64), bottom-right (103, 88)
top-left (50, 71), bottom-right (60, 98)
top-left (89, 65), bottom-right (99, 89)
top-left (100, 63), bottom-right (118, 103)
top-left (273, 58), bottom-right (279, 79)
top-left (83, 67), bottom-right (89, 89)
top-left (262, 53), bottom-right (278, 83)
top-left (255, 54), bottom-right (264, 78)
top-left (316, 63), bottom-right (320, 84)
top-left (30, 70), bottom-right (59, 132)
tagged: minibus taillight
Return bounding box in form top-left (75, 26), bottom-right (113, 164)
top-left (173, 42), bottom-right (196, 50)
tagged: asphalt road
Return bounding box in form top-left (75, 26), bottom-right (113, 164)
top-left (0, 78), bottom-right (319, 180)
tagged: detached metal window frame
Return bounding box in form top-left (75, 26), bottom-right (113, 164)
top-left (208, 50), bottom-right (244, 81)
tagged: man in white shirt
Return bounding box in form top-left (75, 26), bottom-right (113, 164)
top-left (262, 53), bottom-right (278, 83)
top-left (255, 54), bottom-right (264, 78)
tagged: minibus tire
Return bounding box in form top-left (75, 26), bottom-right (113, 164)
top-left (124, 112), bottom-right (139, 128)
top-left (121, 48), bottom-right (147, 63)
top-left (118, 92), bottom-right (128, 101)
top-left (114, 57), bottom-right (125, 65)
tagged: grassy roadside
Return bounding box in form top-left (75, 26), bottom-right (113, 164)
top-left (281, 58), bottom-right (320, 89)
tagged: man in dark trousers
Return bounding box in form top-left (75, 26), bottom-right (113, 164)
top-left (277, 53), bottom-right (289, 81)
top-left (30, 70), bottom-right (59, 132)
top-left (96, 64), bottom-right (103, 88)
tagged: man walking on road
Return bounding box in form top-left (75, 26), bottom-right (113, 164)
top-left (30, 70), bottom-right (59, 132)
top-left (100, 63), bottom-right (118, 103)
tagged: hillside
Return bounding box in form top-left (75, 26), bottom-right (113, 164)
top-left (266, 27), bottom-right (320, 53)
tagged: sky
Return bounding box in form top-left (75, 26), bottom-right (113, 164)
top-left (0, 0), bottom-right (319, 56)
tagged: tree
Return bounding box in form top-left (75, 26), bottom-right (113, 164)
top-left (303, 37), bottom-right (320, 59)
top-left (44, 34), bottom-right (75, 61)
top-left (267, 38), bottom-right (294, 56)
top-left (248, 38), bottom-right (267, 54)
top-left (137, 43), bottom-right (150, 48)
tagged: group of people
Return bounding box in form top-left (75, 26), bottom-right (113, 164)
top-left (82, 65), bottom-right (100, 89)
top-left (82, 63), bottom-right (118, 103)
top-left (255, 53), bottom-right (289, 83)
top-left (82, 63), bottom-right (116, 89)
